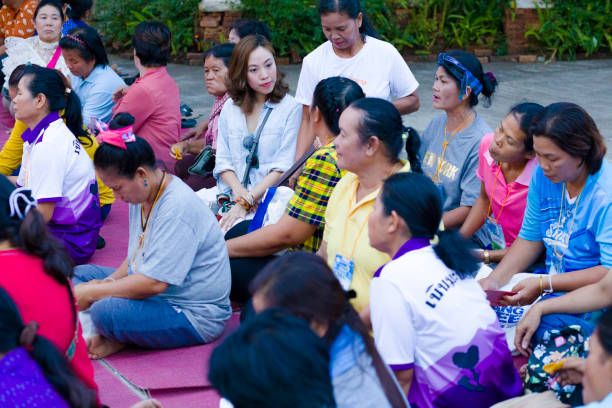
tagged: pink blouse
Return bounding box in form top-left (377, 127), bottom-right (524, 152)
top-left (112, 67), bottom-right (181, 172)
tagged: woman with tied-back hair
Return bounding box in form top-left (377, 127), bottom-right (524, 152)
top-left (420, 50), bottom-right (498, 229)
top-left (368, 172), bottom-right (521, 407)
top-left (12, 64), bottom-right (101, 264)
top-left (292, 0), bottom-right (420, 166)
top-left (225, 76), bottom-right (364, 302)
top-left (0, 174), bottom-right (98, 398)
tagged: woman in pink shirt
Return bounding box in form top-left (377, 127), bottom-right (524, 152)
top-left (112, 21), bottom-right (181, 173)
top-left (460, 102), bottom-right (543, 264)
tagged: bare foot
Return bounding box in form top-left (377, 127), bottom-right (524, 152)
top-left (86, 334), bottom-right (125, 359)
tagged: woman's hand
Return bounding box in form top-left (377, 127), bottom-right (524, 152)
top-left (556, 357), bottom-right (586, 387)
top-left (220, 203), bottom-right (248, 233)
top-left (231, 185), bottom-right (250, 202)
top-left (514, 303), bottom-right (543, 356)
top-left (74, 284), bottom-right (99, 311)
top-left (181, 121), bottom-right (207, 141)
top-left (479, 275), bottom-right (501, 291)
top-left (113, 85), bottom-right (129, 103)
top-left (502, 277), bottom-right (541, 306)
top-left (169, 141), bottom-right (188, 159)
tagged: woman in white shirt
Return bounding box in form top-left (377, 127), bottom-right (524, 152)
top-left (213, 34), bottom-right (301, 231)
top-left (368, 172), bottom-right (521, 408)
top-left (2, 0), bottom-right (70, 90)
top-left (293, 0), bottom-right (420, 160)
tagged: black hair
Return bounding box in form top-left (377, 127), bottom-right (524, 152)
top-left (508, 102), bottom-right (544, 152)
top-left (250, 252), bottom-right (409, 408)
top-left (380, 172), bottom-right (479, 278)
top-left (209, 308), bottom-right (336, 408)
top-left (597, 308), bottom-right (612, 357)
top-left (0, 287), bottom-right (96, 408)
top-left (132, 21), bottom-right (172, 67)
top-left (312, 76), bottom-right (365, 135)
top-left (349, 97), bottom-right (421, 172)
top-left (8, 64), bottom-right (26, 88)
top-left (318, 0), bottom-right (378, 38)
top-left (22, 65), bottom-right (85, 139)
top-left (60, 26), bottom-right (109, 67)
top-left (34, 0), bottom-right (65, 20)
top-left (229, 18), bottom-right (271, 41)
top-left (442, 50), bottom-right (497, 107)
top-left (529, 102), bottom-right (606, 175)
top-left (203, 42), bottom-right (235, 67)
top-left (66, 0), bottom-right (93, 21)
top-left (93, 113), bottom-right (156, 177)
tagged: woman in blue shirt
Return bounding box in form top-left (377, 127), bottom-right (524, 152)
top-left (481, 102), bottom-right (611, 338)
top-left (60, 25), bottom-right (125, 125)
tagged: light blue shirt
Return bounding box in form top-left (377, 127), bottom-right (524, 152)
top-left (70, 65), bottom-right (125, 125)
top-left (214, 94), bottom-right (301, 197)
top-left (519, 160), bottom-right (612, 273)
top-left (578, 392), bottom-right (612, 407)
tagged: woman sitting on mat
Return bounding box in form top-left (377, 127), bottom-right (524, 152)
top-left (481, 103), bottom-right (611, 340)
top-left (211, 34), bottom-right (300, 232)
top-left (225, 76), bottom-right (364, 302)
top-left (13, 64), bottom-right (101, 264)
top-left (170, 43), bottom-right (234, 191)
top-left (73, 113), bottom-right (231, 359)
top-left (249, 252), bottom-right (409, 408)
top-left (459, 102), bottom-right (543, 264)
top-left (318, 97), bottom-right (420, 312)
top-left (368, 172), bottom-right (521, 407)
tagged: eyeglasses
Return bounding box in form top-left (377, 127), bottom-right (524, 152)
top-left (242, 134), bottom-right (259, 168)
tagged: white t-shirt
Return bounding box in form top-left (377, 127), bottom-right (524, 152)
top-left (370, 241), bottom-right (521, 408)
top-left (17, 114), bottom-right (101, 263)
top-left (294, 36), bottom-right (419, 105)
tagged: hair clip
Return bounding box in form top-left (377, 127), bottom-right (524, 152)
top-left (9, 187), bottom-right (37, 220)
top-left (66, 33), bottom-right (86, 47)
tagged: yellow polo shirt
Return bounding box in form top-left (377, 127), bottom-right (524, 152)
top-left (323, 160), bottom-right (411, 311)
top-left (0, 120), bottom-right (115, 206)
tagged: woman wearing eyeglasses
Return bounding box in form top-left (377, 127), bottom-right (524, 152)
top-left (420, 51), bottom-right (497, 229)
top-left (213, 34), bottom-right (301, 231)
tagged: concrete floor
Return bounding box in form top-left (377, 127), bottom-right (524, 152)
top-left (110, 56), bottom-right (612, 158)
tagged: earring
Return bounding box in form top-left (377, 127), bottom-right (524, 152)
top-left (143, 177), bottom-right (148, 187)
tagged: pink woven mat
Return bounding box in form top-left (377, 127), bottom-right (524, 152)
top-left (102, 314), bottom-right (239, 390)
top-left (89, 199), bottom-right (130, 268)
top-left (150, 388), bottom-right (221, 408)
top-left (93, 360), bottom-right (142, 408)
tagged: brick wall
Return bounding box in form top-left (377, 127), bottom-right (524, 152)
top-left (504, 8), bottom-right (540, 54)
top-left (195, 10), bottom-right (242, 49)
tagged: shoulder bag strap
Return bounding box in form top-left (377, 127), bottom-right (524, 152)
top-left (274, 144), bottom-right (316, 188)
top-left (241, 107), bottom-right (273, 188)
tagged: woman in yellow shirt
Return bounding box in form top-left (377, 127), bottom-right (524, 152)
top-left (0, 66), bottom-right (114, 218)
top-left (318, 97), bottom-right (421, 312)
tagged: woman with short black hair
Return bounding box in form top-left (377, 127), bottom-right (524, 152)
top-left (60, 25), bottom-right (125, 124)
top-left (112, 21), bottom-right (181, 172)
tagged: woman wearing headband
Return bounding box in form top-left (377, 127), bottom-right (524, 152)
top-left (12, 64), bottom-right (101, 264)
top-left (73, 113), bottom-right (231, 359)
top-left (420, 50), bottom-right (497, 229)
top-left (60, 26), bottom-right (125, 125)
top-left (368, 172), bottom-right (521, 407)
top-left (0, 175), bottom-right (98, 397)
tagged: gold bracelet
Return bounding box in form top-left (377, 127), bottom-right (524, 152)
top-left (539, 276), bottom-right (543, 296)
top-left (483, 250), bottom-right (490, 264)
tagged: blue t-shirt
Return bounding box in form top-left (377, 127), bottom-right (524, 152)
top-left (519, 160), bottom-right (612, 273)
top-left (70, 65), bottom-right (126, 125)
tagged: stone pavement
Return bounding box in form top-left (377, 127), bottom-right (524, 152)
top-left (110, 56), bottom-right (612, 157)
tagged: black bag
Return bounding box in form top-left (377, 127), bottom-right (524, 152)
top-left (187, 145), bottom-right (216, 176)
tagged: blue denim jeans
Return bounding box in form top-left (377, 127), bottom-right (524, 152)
top-left (73, 264), bottom-right (204, 349)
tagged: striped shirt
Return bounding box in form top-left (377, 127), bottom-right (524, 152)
top-left (286, 143), bottom-right (344, 253)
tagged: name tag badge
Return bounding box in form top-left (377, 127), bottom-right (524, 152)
top-left (550, 255), bottom-right (564, 275)
top-left (333, 254), bottom-right (355, 291)
top-left (485, 216), bottom-right (507, 250)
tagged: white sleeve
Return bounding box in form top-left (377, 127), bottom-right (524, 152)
top-left (294, 54), bottom-right (318, 106)
top-left (212, 104), bottom-right (235, 177)
top-left (269, 101), bottom-right (301, 172)
top-left (370, 277), bottom-right (416, 370)
top-left (28, 139), bottom-right (67, 202)
top-left (388, 46), bottom-right (419, 99)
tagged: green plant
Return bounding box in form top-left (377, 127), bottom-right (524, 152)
top-left (525, 0), bottom-right (612, 60)
top-left (92, 0), bottom-right (199, 55)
